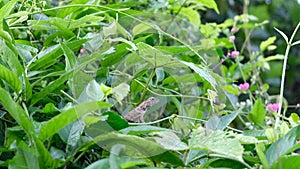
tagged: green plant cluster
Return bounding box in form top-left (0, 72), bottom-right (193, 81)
top-left (0, 0), bottom-right (300, 168)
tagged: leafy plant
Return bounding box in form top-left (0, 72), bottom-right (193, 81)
top-left (0, 0), bottom-right (300, 168)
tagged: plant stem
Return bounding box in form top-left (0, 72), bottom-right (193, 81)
top-left (139, 67), bottom-right (156, 103)
top-left (275, 22), bottom-right (300, 129)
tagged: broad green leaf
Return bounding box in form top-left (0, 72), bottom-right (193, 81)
top-left (155, 45), bottom-right (191, 54)
top-left (194, 0), bottom-right (220, 14)
top-left (0, 0), bottom-right (18, 21)
top-left (120, 126), bottom-right (170, 135)
top-left (260, 36), bottom-right (276, 52)
top-left (58, 120), bottom-right (85, 146)
top-left (60, 41), bottom-right (77, 71)
top-left (221, 85), bottom-right (239, 95)
top-left (209, 159), bottom-right (249, 168)
top-left (151, 131), bottom-right (188, 151)
top-left (235, 134), bottom-right (259, 144)
top-left (274, 27), bottom-right (288, 44)
top-left (29, 39), bottom-right (87, 70)
top-left (270, 155), bottom-right (300, 169)
top-left (137, 42), bottom-right (181, 67)
top-left (68, 15), bottom-right (105, 29)
top-left (8, 141), bottom-right (39, 169)
top-left (38, 101), bottom-right (111, 142)
top-left (133, 23), bottom-right (152, 35)
top-left (30, 70), bottom-right (72, 106)
top-left (205, 116), bottom-right (220, 132)
top-left (217, 110), bottom-right (240, 130)
top-left (113, 83), bottom-right (130, 102)
top-left (0, 88), bottom-right (34, 135)
top-left (92, 132), bottom-right (166, 158)
top-left (0, 40), bottom-right (24, 77)
top-left (0, 64), bottom-right (22, 92)
top-left (77, 80), bottom-right (104, 103)
top-left (102, 111), bottom-right (129, 131)
top-left (179, 7), bottom-right (200, 28)
top-left (185, 150), bottom-right (208, 165)
top-left (266, 124), bottom-right (300, 166)
top-left (248, 99), bottom-right (266, 125)
top-left (180, 61), bottom-right (217, 89)
top-left (189, 127), bottom-right (244, 161)
top-left (85, 159), bottom-right (110, 169)
top-left (41, 103), bottom-right (60, 114)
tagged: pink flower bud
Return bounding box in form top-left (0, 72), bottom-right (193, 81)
top-left (230, 51), bottom-right (240, 58)
top-left (267, 103), bottom-right (279, 112)
top-left (229, 35), bottom-right (235, 42)
top-left (231, 27), bottom-right (240, 33)
top-left (239, 83), bottom-right (249, 91)
top-left (80, 48), bottom-right (86, 54)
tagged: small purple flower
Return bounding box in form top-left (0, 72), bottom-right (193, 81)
top-left (80, 48), bottom-right (86, 54)
top-left (229, 35), bottom-right (235, 42)
top-left (231, 27), bottom-right (240, 33)
top-left (239, 83), bottom-right (249, 91)
top-left (230, 51), bottom-right (240, 58)
top-left (267, 103), bottom-right (279, 112)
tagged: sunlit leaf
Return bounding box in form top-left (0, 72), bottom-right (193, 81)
top-left (189, 126), bottom-right (244, 161)
top-left (248, 99), bottom-right (266, 125)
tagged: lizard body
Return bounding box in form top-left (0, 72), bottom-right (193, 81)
top-left (124, 97), bottom-right (159, 123)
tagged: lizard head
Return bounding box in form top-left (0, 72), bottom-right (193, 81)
top-left (147, 97), bottom-right (160, 105)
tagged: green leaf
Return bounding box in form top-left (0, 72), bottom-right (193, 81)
top-left (85, 159), bottom-right (110, 169)
top-left (92, 132), bottom-right (166, 158)
top-left (180, 61), bottom-right (217, 89)
top-left (248, 99), bottom-right (266, 125)
top-left (137, 42), bottom-right (181, 67)
top-left (266, 124), bottom-right (300, 166)
top-left (8, 141), bottom-right (39, 169)
top-left (102, 111), bottom-right (129, 131)
top-left (133, 23), bottom-right (152, 36)
top-left (77, 80), bottom-right (104, 103)
top-left (270, 155), bottom-right (300, 169)
top-left (68, 15), bottom-right (105, 29)
top-left (0, 64), bottom-right (22, 92)
top-left (58, 120), bottom-right (85, 146)
top-left (41, 103), bottom-right (60, 114)
top-left (217, 110), bottom-right (240, 130)
top-left (120, 125), bottom-right (170, 135)
top-left (30, 70), bottom-right (72, 106)
top-left (29, 39), bottom-right (87, 70)
top-left (0, 88), bottom-right (34, 135)
top-left (113, 83), bottom-right (130, 102)
top-left (256, 143), bottom-right (269, 169)
top-left (38, 101), bottom-right (111, 142)
top-left (0, 0), bottom-right (18, 20)
top-left (194, 0), bottom-right (220, 14)
top-left (60, 41), bottom-right (77, 71)
top-left (260, 36), bottom-right (276, 52)
top-left (179, 7), bottom-right (200, 28)
top-left (189, 127), bottom-right (244, 161)
top-left (151, 131), bottom-right (188, 151)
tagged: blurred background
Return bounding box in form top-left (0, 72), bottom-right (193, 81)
top-left (204, 0), bottom-right (300, 114)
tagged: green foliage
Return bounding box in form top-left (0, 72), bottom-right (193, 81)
top-left (0, 0), bottom-right (299, 168)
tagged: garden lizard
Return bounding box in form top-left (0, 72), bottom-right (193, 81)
top-left (124, 97), bottom-right (160, 123)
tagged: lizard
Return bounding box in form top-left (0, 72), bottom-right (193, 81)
top-left (124, 97), bottom-right (160, 123)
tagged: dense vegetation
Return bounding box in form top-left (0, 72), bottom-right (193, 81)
top-left (0, 0), bottom-right (300, 168)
